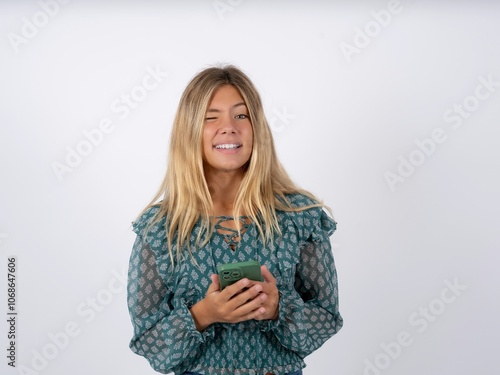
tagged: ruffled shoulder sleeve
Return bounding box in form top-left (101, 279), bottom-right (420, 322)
top-left (128, 205), bottom-right (212, 373)
top-left (131, 205), bottom-right (168, 255)
top-left (284, 193), bottom-right (337, 244)
top-left (267, 193), bottom-right (342, 358)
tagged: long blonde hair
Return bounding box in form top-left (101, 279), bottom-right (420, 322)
top-left (139, 64), bottom-right (323, 262)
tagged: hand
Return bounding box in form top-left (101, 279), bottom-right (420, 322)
top-left (190, 274), bottom-right (268, 331)
top-left (250, 265), bottom-right (280, 321)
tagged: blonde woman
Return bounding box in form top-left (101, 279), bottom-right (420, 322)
top-left (127, 65), bottom-right (343, 375)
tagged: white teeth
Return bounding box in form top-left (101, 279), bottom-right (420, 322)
top-left (215, 144), bottom-right (240, 149)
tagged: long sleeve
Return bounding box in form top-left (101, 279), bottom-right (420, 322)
top-left (266, 206), bottom-right (343, 358)
top-left (127, 233), bottom-right (214, 374)
top-left (127, 198), bottom-right (341, 374)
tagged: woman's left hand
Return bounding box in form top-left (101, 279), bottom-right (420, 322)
top-left (251, 265), bottom-right (280, 321)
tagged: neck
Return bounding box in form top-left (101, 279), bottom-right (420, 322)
top-left (205, 169), bottom-right (245, 216)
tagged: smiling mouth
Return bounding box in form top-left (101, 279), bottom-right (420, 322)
top-left (214, 143), bottom-right (242, 150)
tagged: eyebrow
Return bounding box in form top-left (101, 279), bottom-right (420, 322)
top-left (206, 102), bottom-right (247, 113)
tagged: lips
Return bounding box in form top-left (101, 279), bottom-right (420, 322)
top-left (213, 143), bottom-right (242, 150)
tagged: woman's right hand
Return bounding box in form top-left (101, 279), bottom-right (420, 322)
top-left (190, 274), bottom-right (268, 331)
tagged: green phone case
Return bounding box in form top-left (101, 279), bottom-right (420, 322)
top-left (217, 260), bottom-right (263, 290)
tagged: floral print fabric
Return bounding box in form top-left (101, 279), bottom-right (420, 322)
top-left (127, 193), bottom-right (343, 375)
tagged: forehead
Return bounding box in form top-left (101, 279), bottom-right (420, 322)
top-left (209, 85), bottom-right (245, 106)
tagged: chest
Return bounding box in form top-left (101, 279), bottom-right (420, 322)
top-left (172, 219), bottom-right (299, 304)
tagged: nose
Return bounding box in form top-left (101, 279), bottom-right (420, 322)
top-left (219, 114), bottom-right (237, 134)
top-left (220, 127), bottom-right (236, 135)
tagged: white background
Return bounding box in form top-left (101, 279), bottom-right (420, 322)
top-left (1, 1), bottom-right (499, 374)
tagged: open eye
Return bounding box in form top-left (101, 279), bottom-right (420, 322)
top-left (235, 114), bottom-right (249, 120)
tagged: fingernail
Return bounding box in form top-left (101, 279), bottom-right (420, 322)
top-left (255, 284), bottom-right (262, 292)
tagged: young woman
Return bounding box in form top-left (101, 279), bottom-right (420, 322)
top-left (127, 65), bottom-right (343, 375)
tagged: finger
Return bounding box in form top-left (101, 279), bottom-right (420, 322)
top-left (206, 274), bottom-right (220, 294)
top-left (222, 277), bottom-right (251, 299)
top-left (251, 307), bottom-right (268, 321)
top-left (233, 293), bottom-right (267, 319)
top-left (239, 306), bottom-right (267, 321)
top-left (228, 283), bottom-right (264, 310)
top-left (261, 265), bottom-right (276, 284)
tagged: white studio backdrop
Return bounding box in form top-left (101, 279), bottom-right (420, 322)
top-left (0, 0), bottom-right (499, 374)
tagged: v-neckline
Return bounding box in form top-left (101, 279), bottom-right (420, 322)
top-left (213, 216), bottom-right (252, 251)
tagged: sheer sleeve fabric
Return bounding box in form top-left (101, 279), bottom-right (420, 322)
top-left (127, 209), bottom-right (214, 374)
top-left (267, 203), bottom-right (343, 358)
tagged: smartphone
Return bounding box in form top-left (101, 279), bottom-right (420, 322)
top-left (217, 260), bottom-right (263, 290)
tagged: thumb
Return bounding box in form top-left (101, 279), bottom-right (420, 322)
top-left (261, 265), bottom-right (276, 284)
top-left (206, 274), bottom-right (220, 294)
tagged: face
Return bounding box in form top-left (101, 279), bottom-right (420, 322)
top-left (202, 85), bottom-right (253, 176)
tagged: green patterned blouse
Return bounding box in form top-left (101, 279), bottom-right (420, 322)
top-left (127, 193), bottom-right (343, 375)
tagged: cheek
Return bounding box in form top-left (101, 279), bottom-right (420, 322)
top-left (202, 127), bottom-right (213, 148)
